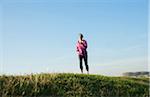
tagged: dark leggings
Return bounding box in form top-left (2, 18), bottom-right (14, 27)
top-left (79, 52), bottom-right (89, 72)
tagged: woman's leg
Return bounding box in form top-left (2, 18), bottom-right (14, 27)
top-left (84, 52), bottom-right (89, 74)
top-left (79, 55), bottom-right (83, 73)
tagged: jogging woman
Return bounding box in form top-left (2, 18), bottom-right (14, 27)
top-left (76, 33), bottom-right (89, 74)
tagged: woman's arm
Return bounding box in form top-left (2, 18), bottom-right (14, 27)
top-left (82, 40), bottom-right (87, 49)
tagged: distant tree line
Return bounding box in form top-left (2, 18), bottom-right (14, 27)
top-left (123, 71), bottom-right (149, 77)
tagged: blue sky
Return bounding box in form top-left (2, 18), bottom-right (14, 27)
top-left (0, 0), bottom-right (148, 76)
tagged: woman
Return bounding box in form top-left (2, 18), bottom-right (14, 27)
top-left (76, 33), bottom-right (89, 74)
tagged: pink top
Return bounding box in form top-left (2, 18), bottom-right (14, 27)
top-left (76, 40), bottom-right (87, 56)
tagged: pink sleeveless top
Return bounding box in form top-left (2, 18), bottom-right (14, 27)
top-left (76, 40), bottom-right (87, 56)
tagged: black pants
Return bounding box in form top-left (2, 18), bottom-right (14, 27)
top-left (79, 52), bottom-right (89, 72)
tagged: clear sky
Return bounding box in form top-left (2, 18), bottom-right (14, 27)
top-left (0, 0), bottom-right (148, 76)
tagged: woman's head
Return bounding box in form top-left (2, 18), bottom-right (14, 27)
top-left (79, 33), bottom-right (83, 40)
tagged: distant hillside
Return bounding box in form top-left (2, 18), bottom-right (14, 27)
top-left (0, 73), bottom-right (149, 97)
top-left (123, 71), bottom-right (149, 77)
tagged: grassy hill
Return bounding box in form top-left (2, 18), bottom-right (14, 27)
top-left (0, 73), bottom-right (149, 97)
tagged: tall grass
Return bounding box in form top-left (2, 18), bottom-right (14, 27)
top-left (0, 73), bottom-right (149, 97)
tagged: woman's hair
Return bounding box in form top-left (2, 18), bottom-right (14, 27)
top-left (79, 33), bottom-right (83, 39)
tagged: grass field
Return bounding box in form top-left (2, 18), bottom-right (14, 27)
top-left (0, 73), bottom-right (149, 97)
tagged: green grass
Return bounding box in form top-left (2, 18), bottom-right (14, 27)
top-left (0, 73), bottom-right (149, 97)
